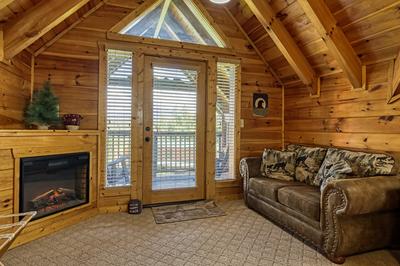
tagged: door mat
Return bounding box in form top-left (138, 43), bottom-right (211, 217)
top-left (152, 200), bottom-right (226, 224)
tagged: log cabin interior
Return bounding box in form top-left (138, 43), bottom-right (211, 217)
top-left (0, 0), bottom-right (400, 265)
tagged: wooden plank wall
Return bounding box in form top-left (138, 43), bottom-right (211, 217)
top-left (285, 60), bottom-right (400, 153)
top-left (34, 55), bottom-right (99, 130)
top-left (0, 52), bottom-right (31, 129)
top-left (198, 1), bottom-right (283, 156)
top-left (32, 0), bottom-right (282, 206)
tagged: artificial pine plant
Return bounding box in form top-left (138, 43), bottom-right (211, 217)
top-left (25, 81), bottom-right (60, 129)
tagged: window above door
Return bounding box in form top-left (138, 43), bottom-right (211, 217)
top-left (118, 0), bottom-right (226, 48)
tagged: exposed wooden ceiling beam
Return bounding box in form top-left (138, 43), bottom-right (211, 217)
top-left (388, 49), bottom-right (400, 104)
top-left (184, 0), bottom-right (228, 48)
top-left (244, 0), bottom-right (318, 95)
top-left (3, 0), bottom-right (90, 60)
top-left (0, 28), bottom-right (3, 61)
top-left (170, 1), bottom-right (206, 45)
top-left (164, 22), bottom-right (181, 41)
top-left (0, 0), bottom-right (15, 11)
top-left (110, 0), bottom-right (162, 33)
top-left (223, 7), bottom-right (283, 86)
top-left (33, 1), bottom-right (105, 57)
top-left (154, 0), bottom-right (172, 38)
top-left (298, 0), bottom-right (364, 90)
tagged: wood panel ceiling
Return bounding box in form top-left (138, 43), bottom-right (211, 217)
top-left (1, 0), bottom-right (400, 90)
top-left (226, 0), bottom-right (400, 88)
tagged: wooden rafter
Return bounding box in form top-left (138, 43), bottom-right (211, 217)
top-left (223, 7), bottom-right (283, 86)
top-left (110, 0), bottom-right (162, 33)
top-left (243, 0), bottom-right (318, 96)
top-left (164, 23), bottom-right (181, 41)
top-left (298, 0), bottom-right (365, 90)
top-left (154, 0), bottom-right (172, 38)
top-left (0, 27), bottom-right (3, 61)
top-left (170, 1), bottom-right (206, 45)
top-left (388, 49), bottom-right (400, 104)
top-left (0, 0), bottom-right (15, 11)
top-left (33, 1), bottom-right (105, 57)
top-left (3, 0), bottom-right (90, 60)
top-left (184, 0), bottom-right (229, 48)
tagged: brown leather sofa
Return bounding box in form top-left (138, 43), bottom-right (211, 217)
top-left (239, 145), bottom-right (400, 263)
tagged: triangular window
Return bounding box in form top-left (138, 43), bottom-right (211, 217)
top-left (120, 0), bottom-right (225, 47)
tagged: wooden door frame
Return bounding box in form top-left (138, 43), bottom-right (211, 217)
top-left (98, 40), bottom-right (243, 207)
top-left (142, 56), bottom-right (207, 205)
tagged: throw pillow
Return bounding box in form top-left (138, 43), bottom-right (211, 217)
top-left (287, 144), bottom-right (327, 186)
top-left (320, 160), bottom-right (353, 191)
top-left (260, 149), bottom-right (296, 181)
top-left (314, 148), bottom-right (395, 186)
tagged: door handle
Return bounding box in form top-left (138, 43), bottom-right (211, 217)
top-left (145, 137), bottom-right (151, 142)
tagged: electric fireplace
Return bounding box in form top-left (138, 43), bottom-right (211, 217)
top-left (20, 153), bottom-right (90, 220)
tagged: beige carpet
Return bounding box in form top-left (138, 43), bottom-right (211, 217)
top-left (152, 200), bottom-right (226, 224)
top-left (2, 200), bottom-right (399, 266)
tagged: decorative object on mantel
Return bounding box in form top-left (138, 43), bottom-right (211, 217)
top-left (128, 199), bottom-right (142, 214)
top-left (253, 93), bottom-right (269, 117)
top-left (0, 211), bottom-right (36, 264)
top-left (24, 81), bottom-right (60, 130)
top-left (63, 114), bottom-right (83, 130)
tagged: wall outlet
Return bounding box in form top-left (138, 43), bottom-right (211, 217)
top-left (240, 119), bottom-right (245, 128)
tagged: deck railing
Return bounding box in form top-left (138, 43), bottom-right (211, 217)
top-left (106, 131), bottom-right (226, 186)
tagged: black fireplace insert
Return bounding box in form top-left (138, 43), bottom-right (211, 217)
top-left (20, 153), bottom-right (90, 220)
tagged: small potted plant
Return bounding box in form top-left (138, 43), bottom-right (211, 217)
top-left (24, 81), bottom-right (60, 130)
top-left (63, 114), bottom-right (83, 130)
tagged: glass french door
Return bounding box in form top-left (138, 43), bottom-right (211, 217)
top-left (143, 57), bottom-right (206, 204)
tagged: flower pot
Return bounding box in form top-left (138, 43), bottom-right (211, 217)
top-left (37, 125), bottom-right (49, 130)
top-left (63, 114), bottom-right (83, 130)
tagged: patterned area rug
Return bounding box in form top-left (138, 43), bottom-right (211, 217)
top-left (2, 200), bottom-right (399, 265)
top-left (152, 200), bottom-right (226, 224)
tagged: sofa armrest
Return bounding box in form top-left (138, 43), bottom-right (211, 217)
top-left (321, 175), bottom-right (400, 261)
top-left (240, 157), bottom-right (261, 205)
top-left (322, 175), bottom-right (400, 216)
top-left (239, 157), bottom-right (262, 180)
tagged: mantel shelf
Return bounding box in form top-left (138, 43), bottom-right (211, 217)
top-left (0, 129), bottom-right (100, 137)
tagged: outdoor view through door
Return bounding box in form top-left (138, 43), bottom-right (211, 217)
top-left (152, 66), bottom-right (197, 190)
top-left (143, 57), bottom-right (206, 204)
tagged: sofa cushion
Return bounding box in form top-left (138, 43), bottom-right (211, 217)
top-left (248, 177), bottom-right (304, 201)
top-left (314, 148), bottom-right (395, 186)
top-left (320, 159), bottom-right (353, 191)
top-left (260, 149), bottom-right (296, 181)
top-left (287, 144), bottom-right (327, 186)
top-left (277, 186), bottom-right (321, 222)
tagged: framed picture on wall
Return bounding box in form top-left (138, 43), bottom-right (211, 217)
top-left (253, 93), bottom-right (269, 117)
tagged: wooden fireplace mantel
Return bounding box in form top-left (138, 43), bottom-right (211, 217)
top-left (0, 129), bottom-right (100, 137)
top-left (0, 130), bottom-right (100, 247)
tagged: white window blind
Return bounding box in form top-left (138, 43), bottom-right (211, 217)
top-left (105, 49), bottom-right (133, 187)
top-left (216, 62), bottom-right (238, 180)
top-left (152, 66), bottom-right (198, 190)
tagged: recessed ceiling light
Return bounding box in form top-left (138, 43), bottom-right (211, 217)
top-left (210, 0), bottom-right (231, 4)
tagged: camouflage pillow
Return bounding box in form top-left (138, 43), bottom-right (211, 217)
top-left (314, 148), bottom-right (395, 186)
top-left (260, 149), bottom-right (296, 181)
top-left (320, 160), bottom-right (353, 191)
top-left (287, 144), bottom-right (327, 185)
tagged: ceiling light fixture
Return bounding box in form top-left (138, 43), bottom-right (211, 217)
top-left (209, 0), bottom-right (231, 4)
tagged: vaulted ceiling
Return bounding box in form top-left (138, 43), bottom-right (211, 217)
top-left (1, 0), bottom-right (400, 94)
